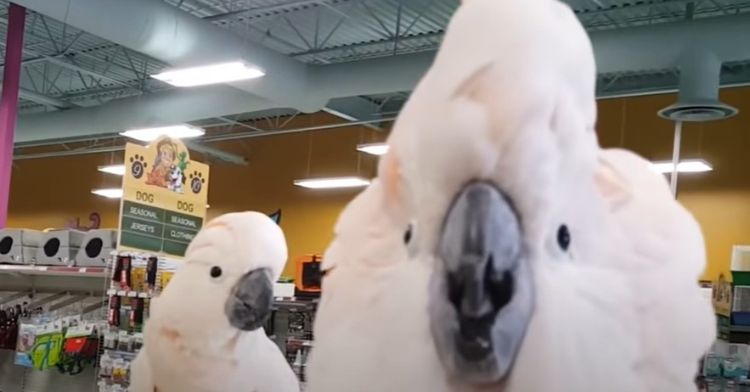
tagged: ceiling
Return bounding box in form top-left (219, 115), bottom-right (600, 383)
top-left (5, 0), bottom-right (750, 154)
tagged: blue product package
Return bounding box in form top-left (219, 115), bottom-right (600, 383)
top-left (704, 353), bottom-right (723, 377)
top-left (724, 355), bottom-right (749, 379)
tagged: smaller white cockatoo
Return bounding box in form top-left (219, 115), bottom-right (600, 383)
top-left (308, 0), bottom-right (715, 390)
top-left (130, 212), bottom-right (299, 392)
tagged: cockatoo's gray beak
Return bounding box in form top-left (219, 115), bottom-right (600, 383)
top-left (429, 181), bottom-right (534, 384)
top-left (225, 268), bottom-right (274, 331)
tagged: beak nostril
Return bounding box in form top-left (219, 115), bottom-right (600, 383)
top-left (487, 266), bottom-right (514, 310)
top-left (447, 272), bottom-right (464, 310)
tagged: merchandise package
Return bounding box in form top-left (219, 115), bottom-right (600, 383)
top-left (14, 320), bottom-right (64, 370)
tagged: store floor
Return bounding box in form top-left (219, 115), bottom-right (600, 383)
top-left (0, 350), bottom-right (97, 392)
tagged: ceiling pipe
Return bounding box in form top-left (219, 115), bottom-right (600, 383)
top-left (590, 13), bottom-right (750, 74)
top-left (15, 85), bottom-right (275, 144)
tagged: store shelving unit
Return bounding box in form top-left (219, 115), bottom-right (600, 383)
top-left (0, 264), bottom-right (106, 278)
top-left (97, 251), bottom-right (180, 392)
top-left (0, 243), bottom-right (114, 392)
top-left (266, 297), bottom-right (318, 388)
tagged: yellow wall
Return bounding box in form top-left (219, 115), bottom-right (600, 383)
top-left (8, 114), bottom-right (383, 277)
top-left (8, 89), bottom-right (750, 280)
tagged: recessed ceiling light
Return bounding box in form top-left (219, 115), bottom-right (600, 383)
top-left (152, 61), bottom-right (265, 87)
top-left (91, 188), bottom-right (123, 199)
top-left (651, 159), bottom-right (713, 174)
top-left (294, 177), bottom-right (371, 189)
top-left (120, 124), bottom-right (205, 142)
top-left (356, 142), bottom-right (389, 156)
top-left (98, 164), bottom-right (126, 176)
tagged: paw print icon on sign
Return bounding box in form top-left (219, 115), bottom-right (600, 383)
top-left (189, 171), bottom-right (205, 194)
top-left (130, 154), bottom-right (147, 179)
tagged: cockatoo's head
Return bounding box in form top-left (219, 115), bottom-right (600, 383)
top-left (161, 212), bottom-right (287, 333)
top-left (378, 0), bottom-right (605, 385)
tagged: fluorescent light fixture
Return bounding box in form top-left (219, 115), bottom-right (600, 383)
top-left (91, 188), bottom-right (123, 199)
top-left (120, 124), bottom-right (205, 142)
top-left (152, 61), bottom-right (265, 87)
top-left (98, 164), bottom-right (126, 176)
top-left (357, 142), bottom-right (389, 156)
top-left (294, 177), bottom-right (371, 189)
top-left (651, 159), bottom-right (713, 174)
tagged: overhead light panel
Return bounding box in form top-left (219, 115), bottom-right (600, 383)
top-left (152, 61), bottom-right (265, 87)
top-left (120, 124), bottom-right (205, 142)
top-left (91, 188), bottom-right (123, 199)
top-left (294, 177), bottom-right (371, 189)
top-left (98, 164), bottom-right (126, 176)
top-left (651, 159), bottom-right (713, 174)
top-left (357, 142), bottom-right (389, 156)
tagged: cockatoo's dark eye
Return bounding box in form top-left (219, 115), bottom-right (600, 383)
top-left (557, 225), bottom-right (571, 251)
top-left (210, 266), bottom-right (223, 278)
top-left (404, 224), bottom-right (413, 244)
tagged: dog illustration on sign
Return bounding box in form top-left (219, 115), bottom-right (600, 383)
top-left (145, 138), bottom-right (189, 194)
top-left (168, 165), bottom-right (185, 193)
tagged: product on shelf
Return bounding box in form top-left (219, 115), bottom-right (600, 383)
top-left (76, 229), bottom-right (118, 267)
top-left (36, 229), bottom-right (85, 266)
top-left (58, 320), bottom-right (100, 375)
top-left (274, 299), bottom-right (317, 385)
top-left (98, 250), bottom-right (177, 391)
top-left (0, 229), bottom-right (42, 265)
top-left (0, 302), bottom-right (29, 350)
top-left (14, 313), bottom-right (100, 372)
top-left (294, 255), bottom-right (322, 296)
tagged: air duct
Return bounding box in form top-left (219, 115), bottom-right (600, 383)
top-left (15, 85), bottom-right (274, 144)
top-left (658, 48), bottom-right (738, 122)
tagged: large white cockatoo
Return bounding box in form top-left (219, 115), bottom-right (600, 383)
top-left (130, 212), bottom-right (299, 392)
top-left (307, 0), bottom-right (715, 390)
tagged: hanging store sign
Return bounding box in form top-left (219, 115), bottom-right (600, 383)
top-left (117, 137), bottom-right (210, 258)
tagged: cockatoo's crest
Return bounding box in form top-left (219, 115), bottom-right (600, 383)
top-left (450, 62), bottom-right (494, 101)
top-left (594, 155), bottom-right (634, 211)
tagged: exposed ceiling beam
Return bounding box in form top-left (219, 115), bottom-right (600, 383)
top-left (0, 16), bottom-right (141, 92)
top-left (203, 0), bottom-right (332, 22)
top-left (291, 31), bottom-right (444, 59)
top-left (184, 141), bottom-right (247, 165)
top-left (323, 97), bottom-right (382, 129)
top-left (13, 138), bottom-right (246, 165)
top-left (19, 88), bottom-right (78, 109)
top-left (12, 0), bottom-right (750, 147)
top-left (12, 0), bottom-right (319, 110)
